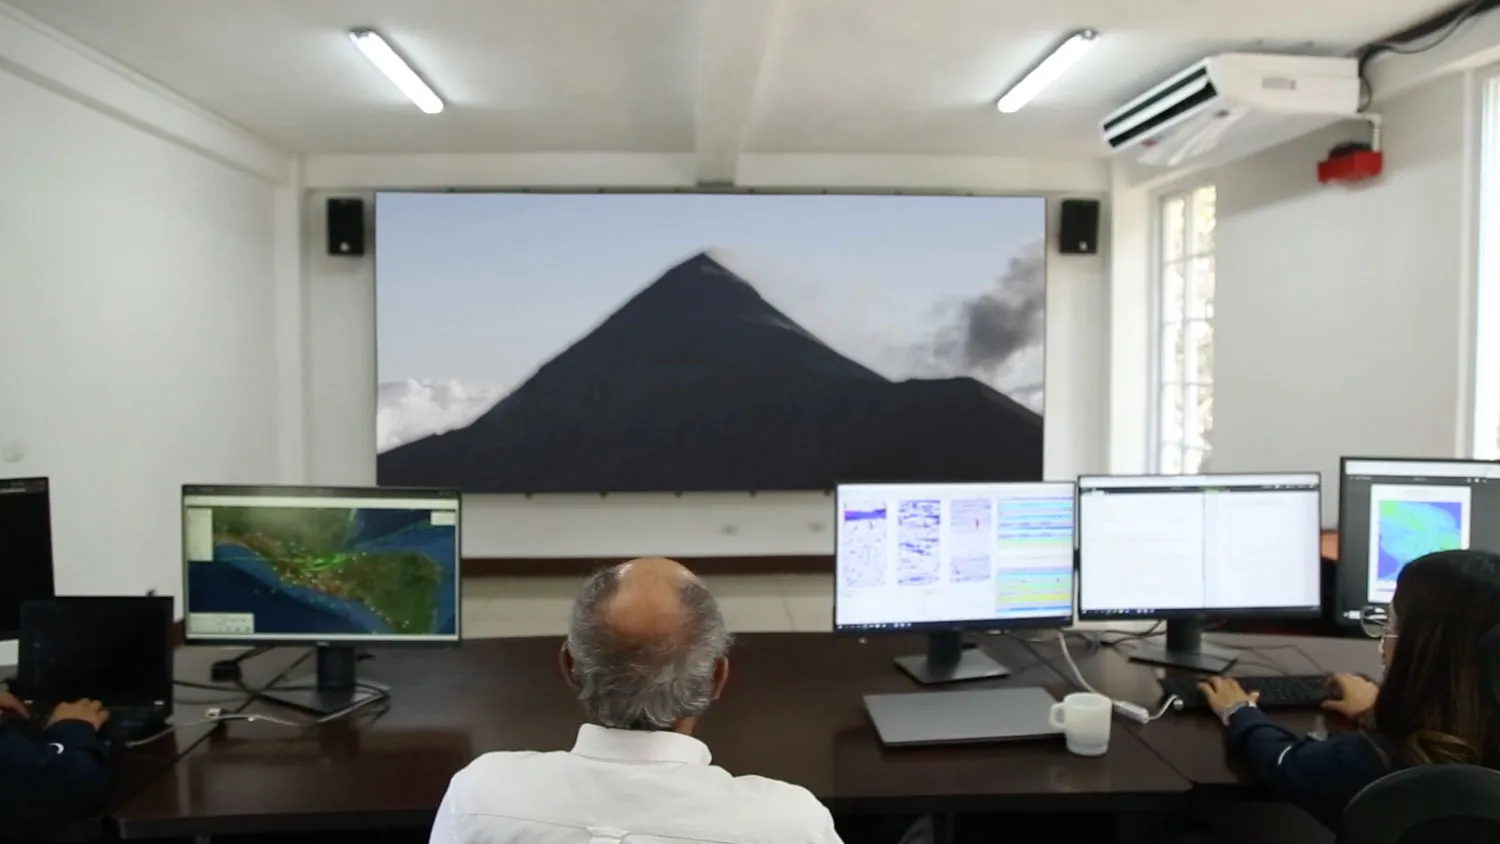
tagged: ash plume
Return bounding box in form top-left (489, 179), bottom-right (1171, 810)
top-left (917, 242), bottom-right (1046, 383)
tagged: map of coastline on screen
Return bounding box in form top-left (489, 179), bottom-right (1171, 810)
top-left (1376, 500), bottom-right (1464, 579)
top-left (1367, 488), bottom-right (1470, 604)
top-left (183, 495), bottom-right (459, 642)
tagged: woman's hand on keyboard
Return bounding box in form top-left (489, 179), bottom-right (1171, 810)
top-left (1321, 673), bottom-right (1378, 720)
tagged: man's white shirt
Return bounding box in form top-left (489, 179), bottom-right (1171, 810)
top-left (429, 724), bottom-right (843, 844)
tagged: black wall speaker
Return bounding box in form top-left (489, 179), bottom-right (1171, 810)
top-left (1058, 198), bottom-right (1101, 255)
top-left (327, 197), bottom-right (366, 257)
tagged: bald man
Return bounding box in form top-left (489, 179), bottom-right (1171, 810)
top-left (429, 558), bottom-right (843, 844)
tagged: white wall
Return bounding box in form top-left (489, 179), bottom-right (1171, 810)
top-left (303, 190), bottom-right (1111, 558)
top-left (0, 66), bottom-right (282, 599)
top-left (1207, 74), bottom-right (1477, 525)
top-left (1105, 162), bottom-right (1157, 474)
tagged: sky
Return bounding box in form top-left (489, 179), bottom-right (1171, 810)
top-left (375, 192), bottom-right (1045, 398)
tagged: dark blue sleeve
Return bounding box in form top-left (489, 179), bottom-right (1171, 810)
top-left (1224, 707), bottom-right (1387, 830)
top-left (0, 719), bottom-right (111, 839)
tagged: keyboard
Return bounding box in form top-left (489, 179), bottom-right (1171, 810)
top-left (26, 702), bottom-right (165, 744)
top-left (98, 705), bottom-right (165, 744)
top-left (1159, 674), bottom-right (1361, 710)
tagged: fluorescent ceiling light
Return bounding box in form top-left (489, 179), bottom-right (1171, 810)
top-left (996, 29), bottom-right (1098, 114)
top-left (349, 28), bottom-right (445, 114)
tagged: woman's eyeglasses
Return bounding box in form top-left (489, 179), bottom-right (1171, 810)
top-left (1359, 604), bottom-right (1390, 639)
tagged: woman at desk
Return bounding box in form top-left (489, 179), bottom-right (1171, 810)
top-left (1200, 548), bottom-right (1500, 831)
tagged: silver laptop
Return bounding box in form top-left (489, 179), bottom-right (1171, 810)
top-left (865, 686), bottom-right (1063, 747)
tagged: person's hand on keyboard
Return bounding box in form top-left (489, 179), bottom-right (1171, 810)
top-left (1321, 672), bottom-right (1378, 720)
top-left (1199, 676), bottom-right (1260, 720)
top-left (0, 692), bottom-right (29, 721)
top-left (47, 700), bottom-right (109, 732)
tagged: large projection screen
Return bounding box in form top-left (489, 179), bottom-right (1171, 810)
top-left (375, 193), bottom-right (1047, 494)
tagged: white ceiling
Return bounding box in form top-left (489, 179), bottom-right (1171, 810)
top-left (7, 0), bottom-right (1458, 167)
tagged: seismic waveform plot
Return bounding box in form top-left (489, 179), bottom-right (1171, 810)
top-left (839, 502), bottom-right (889, 588)
top-left (947, 497), bottom-right (995, 584)
top-left (997, 496), bottom-right (1075, 546)
top-left (896, 499), bottom-right (941, 586)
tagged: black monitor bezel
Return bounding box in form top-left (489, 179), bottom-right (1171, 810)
top-left (179, 483), bottom-right (463, 648)
top-left (0, 477), bottom-right (49, 495)
top-left (17, 595), bottom-right (175, 708)
top-left (1075, 471), bottom-right (1324, 622)
top-left (0, 476), bottom-right (56, 641)
top-left (1334, 456), bottom-right (1498, 627)
top-left (830, 479), bottom-right (1078, 636)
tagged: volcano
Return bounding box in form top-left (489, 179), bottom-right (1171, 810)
top-left (377, 252), bottom-right (1043, 493)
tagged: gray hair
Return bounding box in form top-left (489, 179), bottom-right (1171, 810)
top-left (565, 567), bottom-right (732, 731)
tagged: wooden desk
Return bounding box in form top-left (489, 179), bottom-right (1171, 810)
top-left (1023, 632), bottom-right (1381, 789)
top-left (113, 634), bottom-right (1190, 839)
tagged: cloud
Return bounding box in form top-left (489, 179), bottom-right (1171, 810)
top-left (377, 379), bottom-right (506, 452)
top-left (911, 241), bottom-right (1046, 408)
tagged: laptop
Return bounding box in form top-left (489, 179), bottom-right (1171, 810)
top-left (17, 596), bottom-right (174, 743)
top-left (864, 686), bottom-right (1064, 747)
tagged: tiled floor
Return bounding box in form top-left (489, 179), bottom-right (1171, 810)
top-left (463, 574), bottom-right (830, 639)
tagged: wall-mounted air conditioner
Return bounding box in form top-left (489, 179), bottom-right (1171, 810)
top-left (1102, 53), bottom-right (1361, 169)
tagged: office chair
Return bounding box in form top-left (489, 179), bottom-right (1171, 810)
top-left (1338, 765), bottom-right (1500, 844)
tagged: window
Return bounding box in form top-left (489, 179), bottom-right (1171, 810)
top-left (1473, 68), bottom-right (1500, 458)
top-left (1156, 185), bottom-right (1216, 474)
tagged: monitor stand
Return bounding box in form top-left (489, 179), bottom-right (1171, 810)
top-left (1126, 619), bottom-right (1239, 674)
top-left (258, 645), bottom-right (388, 717)
top-left (894, 632), bottom-right (1011, 685)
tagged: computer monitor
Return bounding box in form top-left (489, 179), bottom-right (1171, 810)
top-left (1077, 472), bottom-right (1322, 673)
top-left (833, 481), bottom-right (1076, 684)
top-left (0, 478), bottom-right (57, 641)
top-left (1336, 458), bottom-right (1500, 626)
top-left (18, 596), bottom-right (174, 713)
top-left (181, 484), bottom-right (461, 714)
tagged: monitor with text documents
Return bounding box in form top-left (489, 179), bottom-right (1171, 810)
top-left (182, 484), bottom-right (461, 715)
top-left (1077, 472), bottom-right (1322, 673)
top-left (834, 480), bottom-right (1076, 684)
top-left (1337, 458), bottom-right (1500, 627)
top-left (0, 478), bottom-right (57, 641)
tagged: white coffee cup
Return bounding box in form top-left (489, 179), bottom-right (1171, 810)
top-left (1048, 692), bottom-right (1112, 756)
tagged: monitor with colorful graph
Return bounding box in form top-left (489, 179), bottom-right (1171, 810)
top-left (1337, 458), bottom-right (1500, 625)
top-left (832, 481), bottom-right (1076, 633)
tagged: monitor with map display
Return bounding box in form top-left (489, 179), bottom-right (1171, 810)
top-left (182, 485), bottom-right (461, 645)
top-left (181, 484), bottom-right (460, 715)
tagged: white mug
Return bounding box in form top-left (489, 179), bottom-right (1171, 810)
top-left (1048, 691), bottom-right (1112, 756)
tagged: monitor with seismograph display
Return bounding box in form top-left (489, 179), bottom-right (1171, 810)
top-left (833, 480), bottom-right (1076, 684)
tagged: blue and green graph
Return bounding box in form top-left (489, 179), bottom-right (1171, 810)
top-left (1375, 499), bottom-right (1464, 587)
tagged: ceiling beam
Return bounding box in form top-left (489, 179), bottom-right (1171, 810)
top-left (302, 153), bottom-right (698, 190)
top-left (0, 1), bottom-right (293, 183)
top-left (1365, 6), bottom-right (1500, 103)
top-left (692, 0), bottom-right (782, 186)
top-left (302, 152), bottom-right (1110, 194)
